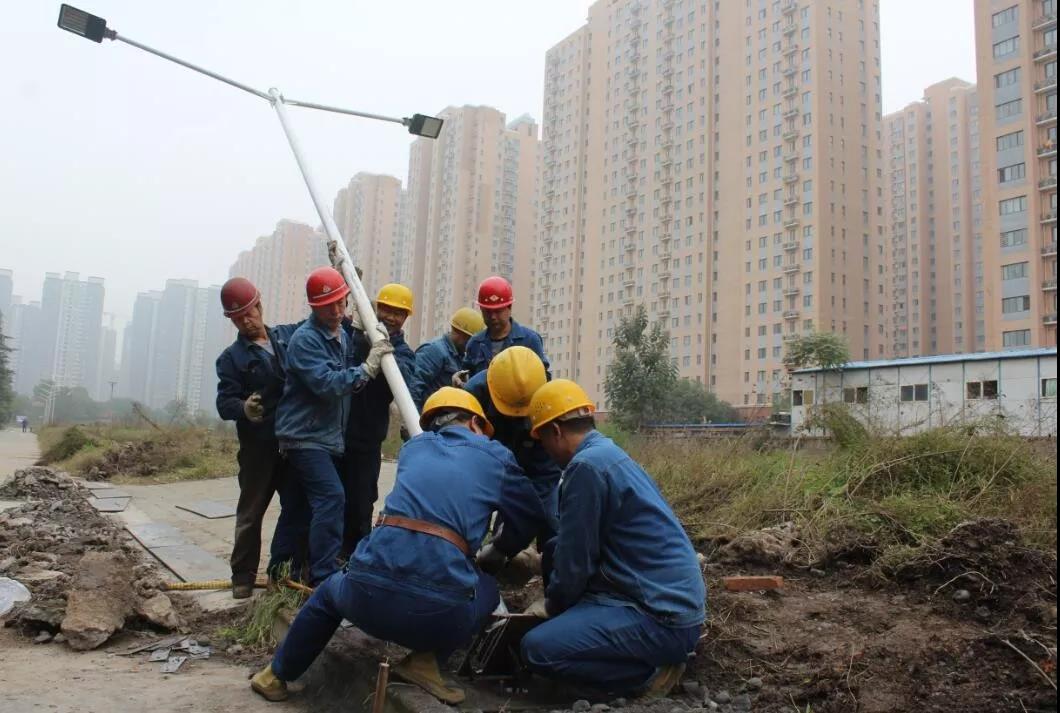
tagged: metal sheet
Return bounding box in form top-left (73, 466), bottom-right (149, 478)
top-left (160, 655), bottom-right (187, 673)
top-left (90, 488), bottom-right (131, 499)
top-left (174, 500), bottom-right (236, 519)
top-left (125, 522), bottom-right (187, 549)
top-left (90, 497), bottom-right (130, 513)
top-left (82, 482), bottom-right (115, 490)
top-left (148, 544), bottom-right (230, 582)
top-left (149, 648), bottom-right (171, 662)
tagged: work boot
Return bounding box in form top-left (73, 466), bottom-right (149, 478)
top-left (638, 663), bottom-right (686, 700)
top-left (232, 583), bottom-right (254, 599)
top-left (392, 651), bottom-right (466, 704)
top-left (250, 664), bottom-right (288, 702)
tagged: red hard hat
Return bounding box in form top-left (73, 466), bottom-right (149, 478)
top-left (220, 277), bottom-right (261, 318)
top-left (476, 276), bottom-right (514, 310)
top-left (306, 267), bottom-right (350, 307)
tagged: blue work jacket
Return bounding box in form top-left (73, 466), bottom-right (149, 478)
top-left (347, 427), bottom-right (544, 600)
top-left (275, 314), bottom-right (370, 455)
top-left (545, 431), bottom-right (706, 629)
top-left (465, 371), bottom-right (561, 530)
top-left (409, 335), bottom-right (463, 411)
top-left (215, 323), bottom-right (300, 443)
top-left (344, 325), bottom-right (416, 449)
top-left (462, 319), bottom-right (551, 378)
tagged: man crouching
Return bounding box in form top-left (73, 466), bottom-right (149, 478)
top-left (250, 387), bottom-right (545, 704)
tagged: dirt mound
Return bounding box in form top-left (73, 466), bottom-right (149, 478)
top-left (0, 466), bottom-right (85, 499)
top-left (714, 521), bottom-right (801, 567)
top-left (85, 440), bottom-right (162, 480)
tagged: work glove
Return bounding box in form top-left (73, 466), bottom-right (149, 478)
top-left (475, 543), bottom-right (507, 576)
top-left (346, 306), bottom-right (364, 332)
top-left (451, 370), bottom-right (470, 388)
top-left (522, 598), bottom-right (551, 619)
top-left (361, 326), bottom-right (395, 380)
top-left (243, 393), bottom-right (265, 423)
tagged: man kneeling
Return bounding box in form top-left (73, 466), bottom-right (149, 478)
top-left (250, 387), bottom-right (544, 704)
top-left (520, 380), bottom-right (707, 698)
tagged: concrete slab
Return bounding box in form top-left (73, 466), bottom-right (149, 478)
top-left (147, 544), bottom-right (230, 583)
top-left (125, 522), bottom-right (187, 549)
top-left (90, 488), bottom-right (131, 499)
top-left (89, 497), bottom-right (130, 513)
top-left (81, 481), bottom-right (115, 491)
top-left (174, 500), bottom-right (236, 519)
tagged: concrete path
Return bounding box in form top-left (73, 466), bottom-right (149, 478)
top-left (0, 427), bottom-right (40, 485)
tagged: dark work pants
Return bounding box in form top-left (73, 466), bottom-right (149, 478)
top-left (339, 445), bottom-right (383, 560)
top-left (286, 448), bottom-right (345, 586)
top-left (231, 439), bottom-right (308, 586)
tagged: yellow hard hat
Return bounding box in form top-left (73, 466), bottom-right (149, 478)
top-left (486, 346), bottom-right (547, 417)
top-left (420, 386), bottom-right (494, 437)
top-left (450, 307), bottom-right (486, 337)
top-left (377, 283), bottom-right (414, 314)
top-left (529, 379), bottom-right (596, 438)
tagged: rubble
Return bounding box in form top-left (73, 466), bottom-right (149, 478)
top-left (135, 593), bottom-right (183, 630)
top-left (713, 522), bottom-right (799, 567)
top-left (61, 551), bottom-right (136, 650)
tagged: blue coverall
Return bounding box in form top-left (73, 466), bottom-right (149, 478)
top-left (462, 319), bottom-right (551, 378)
top-left (521, 431), bottom-right (707, 695)
top-left (274, 314), bottom-right (372, 585)
top-left (271, 426), bottom-right (545, 682)
top-left (409, 334), bottom-right (463, 410)
top-left (340, 324), bottom-right (416, 558)
top-left (215, 323), bottom-right (307, 584)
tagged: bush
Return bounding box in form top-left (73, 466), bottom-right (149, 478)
top-left (39, 426), bottom-right (96, 464)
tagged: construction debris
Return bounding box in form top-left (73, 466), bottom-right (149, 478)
top-left (720, 575), bottom-right (785, 593)
top-left (60, 551), bottom-right (136, 650)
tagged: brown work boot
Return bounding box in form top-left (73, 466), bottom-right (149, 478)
top-left (232, 583), bottom-right (254, 599)
top-left (391, 651), bottom-right (466, 704)
top-left (638, 663), bottom-right (686, 700)
top-left (250, 664), bottom-right (288, 702)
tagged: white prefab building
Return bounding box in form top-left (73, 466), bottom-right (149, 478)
top-left (790, 348), bottom-right (1057, 437)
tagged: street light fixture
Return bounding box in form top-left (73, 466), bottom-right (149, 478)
top-left (55, 4), bottom-right (438, 436)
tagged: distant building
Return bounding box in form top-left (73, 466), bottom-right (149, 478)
top-left (0, 268), bottom-right (12, 330)
top-left (333, 173), bottom-right (406, 301)
top-left (790, 347), bottom-right (1057, 437)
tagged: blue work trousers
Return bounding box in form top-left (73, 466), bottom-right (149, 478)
top-left (285, 448), bottom-right (344, 586)
top-left (272, 570), bottom-right (500, 682)
top-left (267, 464), bottom-right (310, 581)
top-left (520, 601), bottom-right (701, 695)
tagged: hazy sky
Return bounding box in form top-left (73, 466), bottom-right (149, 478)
top-left (0, 0), bottom-right (976, 325)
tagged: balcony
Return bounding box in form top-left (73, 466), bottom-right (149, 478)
top-left (783, 65), bottom-right (797, 78)
top-left (781, 1), bottom-right (797, 15)
top-left (784, 195), bottom-right (799, 207)
top-left (783, 310), bottom-right (800, 320)
top-left (1034, 44), bottom-right (1058, 62)
top-left (783, 23), bottom-right (797, 37)
top-left (783, 287), bottom-right (801, 297)
top-left (1044, 242), bottom-right (1059, 256)
top-left (626, 184), bottom-right (638, 199)
top-left (661, 64), bottom-right (674, 80)
top-left (783, 128), bottom-right (800, 142)
top-left (784, 152), bottom-right (799, 163)
top-left (783, 107), bottom-right (799, 120)
top-left (622, 294), bottom-right (635, 307)
top-left (783, 263), bottom-right (801, 274)
top-left (1036, 110), bottom-right (1057, 125)
top-left (1034, 12), bottom-right (1058, 30)
top-left (624, 239), bottom-right (636, 251)
top-left (1044, 278), bottom-right (1058, 291)
top-left (626, 206), bottom-right (637, 219)
top-left (1039, 175), bottom-right (1058, 189)
top-left (623, 277), bottom-right (636, 289)
top-left (783, 43), bottom-right (800, 57)
top-left (1038, 143), bottom-right (1058, 158)
top-left (783, 85), bottom-right (799, 99)
top-left (661, 119), bottom-right (675, 132)
top-left (783, 217), bottom-right (801, 229)
top-left (783, 173), bottom-right (800, 184)
top-left (1045, 312), bottom-right (1058, 325)
top-left (1043, 212), bottom-right (1058, 225)
top-left (783, 241), bottom-right (799, 251)
top-left (1035, 77), bottom-right (1057, 93)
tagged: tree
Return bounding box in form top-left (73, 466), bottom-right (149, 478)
top-left (604, 305), bottom-right (677, 431)
top-left (782, 331), bottom-right (851, 372)
top-left (0, 314), bottom-right (13, 425)
top-left (164, 398), bottom-right (191, 425)
top-left (657, 378), bottom-right (738, 424)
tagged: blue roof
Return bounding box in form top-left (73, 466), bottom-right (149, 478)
top-left (794, 347), bottom-right (1057, 373)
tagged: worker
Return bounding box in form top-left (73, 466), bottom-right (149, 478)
top-left (518, 380), bottom-right (707, 698)
top-left (215, 277), bottom-right (307, 597)
top-left (409, 307), bottom-right (485, 410)
top-left (464, 346), bottom-right (561, 570)
top-left (250, 387), bottom-right (545, 704)
top-left (455, 276), bottom-right (549, 385)
top-left (275, 267), bottom-right (394, 586)
top-left (340, 283), bottom-right (417, 560)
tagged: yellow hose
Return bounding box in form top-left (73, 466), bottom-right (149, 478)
top-left (161, 576), bottom-right (313, 594)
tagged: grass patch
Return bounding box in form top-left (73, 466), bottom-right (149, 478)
top-left (217, 566), bottom-right (306, 648)
top-left (37, 423), bottom-right (238, 483)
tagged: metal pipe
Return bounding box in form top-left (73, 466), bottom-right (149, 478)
top-left (268, 89), bottom-right (422, 437)
top-left (282, 98), bottom-right (406, 126)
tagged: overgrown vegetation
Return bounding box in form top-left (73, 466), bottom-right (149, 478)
top-left (0, 313), bottom-right (14, 425)
top-left (782, 331), bottom-right (851, 372)
top-left (622, 415), bottom-right (1057, 572)
top-left (36, 422), bottom-right (238, 483)
top-left (216, 580), bottom-right (305, 648)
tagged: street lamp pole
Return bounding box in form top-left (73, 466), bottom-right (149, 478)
top-left (56, 4), bottom-right (444, 436)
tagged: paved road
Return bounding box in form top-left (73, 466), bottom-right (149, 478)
top-left (0, 427), bottom-right (40, 484)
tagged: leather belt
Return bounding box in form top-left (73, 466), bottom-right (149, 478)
top-left (374, 513), bottom-right (470, 557)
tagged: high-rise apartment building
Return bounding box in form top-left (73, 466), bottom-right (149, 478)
top-left (537, 0), bottom-right (886, 413)
top-left (404, 139), bottom-right (435, 345)
top-left (0, 269), bottom-right (12, 329)
top-left (974, 0), bottom-right (1058, 350)
top-left (121, 280), bottom-right (228, 414)
top-left (885, 79), bottom-right (985, 358)
top-left (38, 272), bottom-right (105, 398)
top-left (410, 106), bottom-right (539, 345)
top-left (229, 220), bottom-right (330, 326)
top-left (333, 173), bottom-right (406, 299)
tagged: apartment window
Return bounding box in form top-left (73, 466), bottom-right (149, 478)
top-left (1002, 295), bottom-right (1031, 313)
top-left (999, 195), bottom-right (1028, 214)
top-left (1001, 228), bottom-right (1028, 247)
top-left (991, 5), bottom-right (1018, 27)
top-left (1002, 329), bottom-right (1032, 347)
top-left (999, 162), bottom-right (1026, 183)
top-left (1043, 377), bottom-right (1058, 398)
top-left (792, 389), bottom-right (814, 406)
top-left (993, 37), bottom-right (1019, 59)
top-left (842, 386), bottom-right (868, 404)
top-left (967, 380), bottom-right (1000, 400)
top-left (1002, 261), bottom-right (1029, 280)
top-left (996, 130), bottom-right (1024, 151)
top-left (900, 384), bottom-right (929, 402)
top-left (996, 98), bottom-right (1023, 119)
top-left (995, 67), bottom-right (1021, 90)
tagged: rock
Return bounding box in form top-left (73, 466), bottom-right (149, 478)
top-left (716, 522), bottom-right (799, 566)
top-left (135, 593), bottom-right (182, 630)
top-left (0, 557), bottom-right (17, 572)
top-left (53, 633), bottom-right (66, 644)
top-left (714, 691), bottom-right (732, 704)
top-left (974, 606), bottom-right (991, 622)
top-left (611, 699), bottom-right (628, 708)
top-left (60, 551), bottom-right (135, 651)
top-left (733, 693), bottom-right (752, 710)
top-left (590, 705), bottom-right (611, 713)
top-left (707, 703), bottom-right (719, 711)
top-left (670, 706), bottom-right (687, 713)
top-left (572, 701), bottom-right (591, 713)
top-left (226, 644), bottom-right (245, 656)
top-left (810, 567), bottom-right (827, 577)
top-left (746, 676), bottom-right (763, 691)
top-left (17, 567), bottom-right (67, 584)
top-left (952, 589), bottom-right (972, 603)
top-left (682, 681), bottom-right (702, 697)
top-left (34, 630), bottom-right (53, 644)
top-left (12, 602), bottom-right (65, 630)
